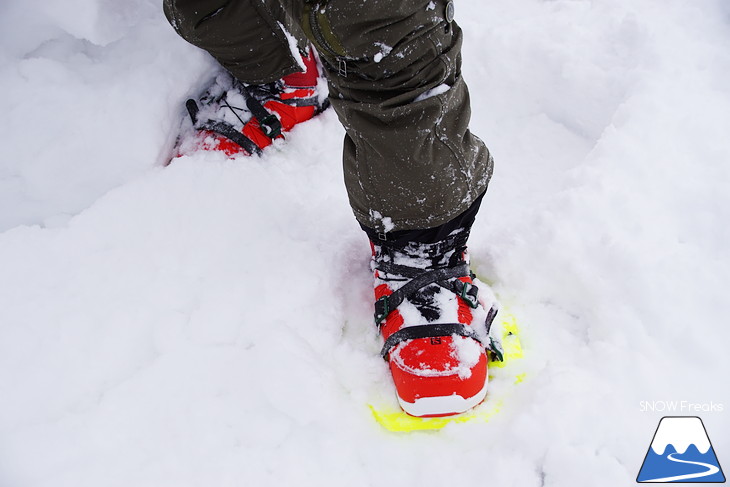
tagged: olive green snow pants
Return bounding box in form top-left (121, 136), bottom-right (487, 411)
top-left (164, 0), bottom-right (493, 234)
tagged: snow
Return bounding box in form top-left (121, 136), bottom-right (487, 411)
top-left (372, 42), bottom-right (393, 63)
top-left (414, 83), bottom-right (451, 102)
top-left (1, 0), bottom-right (729, 486)
top-left (450, 335), bottom-right (481, 379)
top-left (369, 210), bottom-right (395, 232)
top-left (277, 22), bottom-right (306, 71)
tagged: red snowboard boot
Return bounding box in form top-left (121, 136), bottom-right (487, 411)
top-left (371, 231), bottom-right (503, 417)
top-left (170, 47), bottom-right (328, 161)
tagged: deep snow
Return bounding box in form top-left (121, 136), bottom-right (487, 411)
top-left (1, 0), bottom-right (729, 486)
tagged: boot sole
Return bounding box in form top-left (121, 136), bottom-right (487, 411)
top-left (396, 381), bottom-right (488, 417)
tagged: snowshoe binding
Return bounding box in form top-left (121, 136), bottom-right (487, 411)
top-left (371, 229), bottom-right (504, 418)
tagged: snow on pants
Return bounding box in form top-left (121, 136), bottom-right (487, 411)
top-left (164, 0), bottom-right (493, 234)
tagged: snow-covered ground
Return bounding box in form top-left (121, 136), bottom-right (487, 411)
top-left (1, 0), bottom-right (729, 485)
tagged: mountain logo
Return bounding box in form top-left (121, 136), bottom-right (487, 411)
top-left (637, 416), bottom-right (725, 483)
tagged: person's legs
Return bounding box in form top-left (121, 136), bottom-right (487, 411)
top-left (164, 1), bottom-right (492, 231)
top-left (295, 0), bottom-right (493, 238)
top-left (289, 0), bottom-right (499, 416)
top-left (163, 0), bottom-right (326, 157)
top-left (163, 0), bottom-right (499, 416)
top-left (163, 0), bottom-right (302, 84)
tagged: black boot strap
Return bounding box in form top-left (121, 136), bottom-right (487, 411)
top-left (380, 323), bottom-right (486, 360)
top-left (241, 84), bottom-right (283, 138)
top-left (373, 263), bottom-right (470, 326)
top-left (186, 99), bottom-right (262, 156)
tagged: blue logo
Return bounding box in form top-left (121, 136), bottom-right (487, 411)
top-left (637, 416), bottom-right (725, 483)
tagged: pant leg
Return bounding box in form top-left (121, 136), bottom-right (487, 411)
top-left (295, 0), bottom-right (493, 234)
top-left (164, 0), bottom-right (493, 235)
top-left (163, 0), bottom-right (302, 84)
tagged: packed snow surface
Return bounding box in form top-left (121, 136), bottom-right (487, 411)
top-left (1, 0), bottom-right (729, 486)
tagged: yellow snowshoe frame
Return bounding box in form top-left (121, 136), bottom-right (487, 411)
top-left (369, 311), bottom-right (525, 432)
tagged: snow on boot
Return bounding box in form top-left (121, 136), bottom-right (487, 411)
top-left (371, 230), bottom-right (503, 417)
top-left (169, 47), bottom-right (328, 161)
